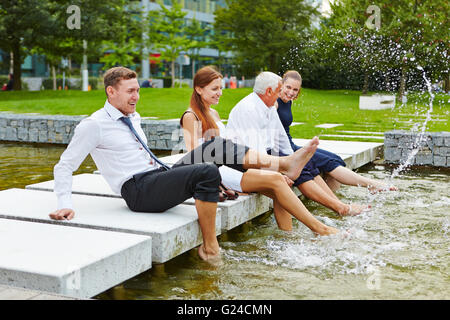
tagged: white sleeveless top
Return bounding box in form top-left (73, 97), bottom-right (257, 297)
top-left (182, 110), bottom-right (244, 192)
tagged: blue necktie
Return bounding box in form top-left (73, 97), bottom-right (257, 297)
top-left (120, 116), bottom-right (170, 170)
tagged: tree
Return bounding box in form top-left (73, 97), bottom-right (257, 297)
top-left (0, 0), bottom-right (134, 90)
top-left (214, 0), bottom-right (319, 75)
top-left (314, 0), bottom-right (449, 97)
top-left (185, 17), bottom-right (206, 79)
top-left (0, 0), bottom-right (56, 90)
top-left (149, 0), bottom-right (192, 87)
top-left (99, 2), bottom-right (142, 70)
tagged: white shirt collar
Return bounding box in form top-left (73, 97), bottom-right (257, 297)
top-left (103, 100), bottom-right (138, 121)
top-left (251, 92), bottom-right (272, 115)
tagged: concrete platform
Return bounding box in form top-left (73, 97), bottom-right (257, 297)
top-left (26, 173), bottom-right (118, 198)
top-left (26, 174), bottom-right (270, 232)
top-left (292, 138), bottom-right (383, 170)
top-left (184, 193), bottom-right (271, 231)
top-left (0, 218), bottom-right (152, 299)
top-left (0, 284), bottom-right (79, 300)
top-left (0, 189), bottom-right (221, 263)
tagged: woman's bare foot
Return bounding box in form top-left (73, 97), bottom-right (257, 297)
top-left (198, 244), bottom-right (222, 265)
top-left (368, 183), bottom-right (398, 194)
top-left (318, 225), bottom-right (339, 236)
top-left (339, 203), bottom-right (370, 217)
top-left (283, 136), bottom-right (320, 180)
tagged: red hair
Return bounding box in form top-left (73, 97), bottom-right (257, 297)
top-left (191, 66), bottom-right (223, 139)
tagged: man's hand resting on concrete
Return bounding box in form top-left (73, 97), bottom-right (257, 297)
top-left (49, 208), bottom-right (75, 220)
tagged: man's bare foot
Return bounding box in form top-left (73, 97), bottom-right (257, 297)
top-left (283, 136), bottom-right (319, 180)
top-left (198, 244), bottom-right (222, 265)
top-left (339, 203), bottom-right (370, 217)
top-left (368, 183), bottom-right (398, 194)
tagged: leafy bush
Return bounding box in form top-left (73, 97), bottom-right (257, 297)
top-left (154, 76), bottom-right (172, 88)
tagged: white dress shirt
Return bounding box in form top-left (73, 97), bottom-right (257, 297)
top-left (53, 101), bottom-right (160, 210)
top-left (226, 92), bottom-right (293, 155)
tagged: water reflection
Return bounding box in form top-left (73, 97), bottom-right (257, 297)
top-left (0, 142), bottom-right (96, 191)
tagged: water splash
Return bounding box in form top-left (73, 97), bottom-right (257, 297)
top-left (389, 66), bottom-right (436, 180)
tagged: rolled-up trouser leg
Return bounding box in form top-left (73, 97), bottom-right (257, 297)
top-left (174, 137), bottom-right (250, 173)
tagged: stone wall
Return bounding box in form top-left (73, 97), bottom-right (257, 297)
top-left (384, 130), bottom-right (450, 167)
top-left (0, 114), bottom-right (184, 151)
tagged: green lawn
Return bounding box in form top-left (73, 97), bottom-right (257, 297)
top-left (0, 88), bottom-right (448, 141)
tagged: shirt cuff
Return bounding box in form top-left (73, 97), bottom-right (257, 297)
top-left (57, 194), bottom-right (73, 210)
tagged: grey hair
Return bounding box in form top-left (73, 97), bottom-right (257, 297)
top-left (253, 72), bottom-right (282, 95)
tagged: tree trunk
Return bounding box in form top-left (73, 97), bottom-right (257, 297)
top-left (192, 59), bottom-right (196, 80)
top-left (9, 51), bottom-right (13, 74)
top-left (385, 74), bottom-right (390, 92)
top-left (52, 65), bottom-right (57, 90)
top-left (171, 60), bottom-right (175, 88)
top-left (12, 42), bottom-right (22, 91)
top-left (362, 71), bottom-right (369, 95)
top-left (398, 65), bottom-right (407, 101)
top-left (444, 73), bottom-right (450, 93)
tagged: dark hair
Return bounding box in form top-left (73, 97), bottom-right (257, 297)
top-left (190, 66), bottom-right (223, 139)
top-left (103, 67), bottom-right (137, 96)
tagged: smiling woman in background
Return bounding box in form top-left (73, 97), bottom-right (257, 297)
top-left (276, 70), bottom-right (397, 195)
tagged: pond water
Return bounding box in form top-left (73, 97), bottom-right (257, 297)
top-left (1, 142), bottom-right (449, 300)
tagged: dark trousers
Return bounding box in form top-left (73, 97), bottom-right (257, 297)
top-left (292, 141), bottom-right (346, 174)
top-left (175, 137), bottom-right (249, 173)
top-left (121, 163), bottom-right (221, 213)
top-left (121, 137), bottom-right (250, 213)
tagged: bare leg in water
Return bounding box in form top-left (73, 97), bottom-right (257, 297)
top-left (298, 175), bottom-right (369, 216)
top-left (195, 199), bottom-right (221, 262)
top-left (240, 169), bottom-right (339, 236)
top-left (325, 166), bottom-right (398, 193)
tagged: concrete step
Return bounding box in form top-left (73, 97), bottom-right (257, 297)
top-left (0, 188), bottom-right (221, 264)
top-left (26, 173), bottom-right (271, 232)
top-left (320, 134), bottom-right (385, 140)
top-left (0, 218), bottom-right (152, 299)
top-left (292, 139), bottom-right (384, 170)
top-left (0, 284), bottom-right (79, 300)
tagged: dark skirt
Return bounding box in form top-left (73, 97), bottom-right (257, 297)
top-left (291, 141), bottom-right (346, 174)
top-left (267, 149), bottom-right (320, 186)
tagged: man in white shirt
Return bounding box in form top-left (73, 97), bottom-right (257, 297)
top-left (226, 72), bottom-right (367, 217)
top-left (227, 71), bottom-right (324, 189)
top-left (49, 67), bottom-right (226, 262)
top-left (226, 72), bottom-right (293, 156)
top-left (49, 67), bottom-right (319, 262)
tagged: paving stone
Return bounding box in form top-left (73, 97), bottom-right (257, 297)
top-left (0, 218), bottom-right (152, 299)
top-left (0, 189), bottom-right (220, 264)
top-left (320, 134), bottom-right (384, 140)
top-left (0, 285), bottom-right (78, 300)
top-left (315, 123), bottom-right (344, 129)
top-left (26, 173), bottom-right (269, 232)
